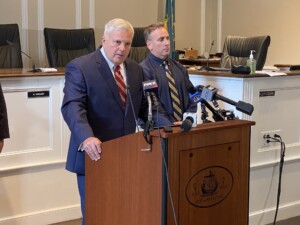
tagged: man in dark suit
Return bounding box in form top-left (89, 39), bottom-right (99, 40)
top-left (0, 83), bottom-right (9, 153)
top-left (61, 18), bottom-right (147, 225)
top-left (140, 22), bottom-right (197, 127)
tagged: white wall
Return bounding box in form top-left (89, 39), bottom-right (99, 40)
top-left (1, 0), bottom-right (299, 67)
top-left (221, 0), bottom-right (300, 66)
top-left (0, 75), bottom-right (80, 225)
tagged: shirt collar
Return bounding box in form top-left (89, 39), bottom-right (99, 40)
top-left (100, 47), bottom-right (125, 71)
top-left (148, 53), bottom-right (169, 67)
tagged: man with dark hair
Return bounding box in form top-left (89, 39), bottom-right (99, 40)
top-left (140, 22), bottom-right (197, 126)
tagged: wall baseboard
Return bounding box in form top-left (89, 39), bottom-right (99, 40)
top-left (0, 205), bottom-right (81, 225)
top-left (249, 200), bottom-right (300, 225)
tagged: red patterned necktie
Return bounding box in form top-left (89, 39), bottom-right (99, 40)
top-left (114, 65), bottom-right (126, 107)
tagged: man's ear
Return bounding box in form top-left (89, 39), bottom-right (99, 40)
top-left (101, 36), bottom-right (105, 46)
top-left (146, 41), bottom-right (152, 50)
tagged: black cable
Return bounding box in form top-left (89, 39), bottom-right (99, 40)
top-left (270, 134), bottom-right (285, 225)
top-left (157, 128), bottom-right (179, 225)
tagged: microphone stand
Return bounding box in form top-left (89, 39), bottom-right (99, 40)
top-left (143, 92), bottom-right (153, 146)
top-left (201, 99), bottom-right (224, 122)
top-left (126, 86), bottom-right (139, 132)
top-left (6, 40), bottom-right (40, 72)
top-left (202, 40), bottom-right (214, 71)
top-left (196, 85), bottom-right (254, 116)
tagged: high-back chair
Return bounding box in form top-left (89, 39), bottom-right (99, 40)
top-left (44, 27), bottom-right (96, 67)
top-left (220, 35), bottom-right (271, 70)
top-left (0, 23), bottom-right (23, 68)
top-left (128, 27), bottom-right (149, 63)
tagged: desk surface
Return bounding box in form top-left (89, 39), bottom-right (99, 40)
top-left (188, 68), bottom-right (300, 78)
top-left (179, 57), bottom-right (221, 66)
top-left (0, 68), bottom-right (65, 78)
top-left (1, 67), bottom-right (300, 79)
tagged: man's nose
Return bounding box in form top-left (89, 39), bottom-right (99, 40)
top-left (119, 43), bottom-right (126, 51)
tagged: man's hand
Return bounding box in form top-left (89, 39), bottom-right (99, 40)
top-left (83, 137), bottom-right (102, 161)
top-left (173, 121), bottom-right (182, 126)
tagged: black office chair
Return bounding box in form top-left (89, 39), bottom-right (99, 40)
top-left (44, 27), bottom-right (96, 67)
top-left (220, 35), bottom-right (271, 70)
top-left (128, 27), bottom-right (149, 63)
top-left (0, 23), bottom-right (23, 68)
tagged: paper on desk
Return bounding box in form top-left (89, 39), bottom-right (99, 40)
top-left (40, 68), bottom-right (58, 72)
top-left (256, 70), bottom-right (287, 76)
top-left (262, 66), bottom-right (280, 71)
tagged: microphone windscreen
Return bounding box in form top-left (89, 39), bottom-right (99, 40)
top-left (188, 85), bottom-right (196, 94)
top-left (142, 80), bottom-right (158, 96)
top-left (189, 91), bottom-right (202, 104)
top-left (180, 116), bottom-right (194, 132)
top-left (236, 101), bottom-right (254, 116)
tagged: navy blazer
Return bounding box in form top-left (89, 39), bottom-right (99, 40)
top-left (140, 53), bottom-right (197, 126)
top-left (61, 48), bottom-right (146, 175)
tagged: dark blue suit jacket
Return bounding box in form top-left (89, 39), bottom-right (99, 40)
top-left (140, 53), bottom-right (197, 126)
top-left (61, 48), bottom-right (146, 175)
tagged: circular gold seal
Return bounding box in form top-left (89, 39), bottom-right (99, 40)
top-left (185, 166), bottom-right (233, 208)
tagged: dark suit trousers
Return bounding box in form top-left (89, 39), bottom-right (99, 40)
top-left (77, 174), bottom-right (85, 225)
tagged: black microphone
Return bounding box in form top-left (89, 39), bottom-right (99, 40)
top-left (142, 79), bottom-right (159, 107)
top-left (150, 92), bottom-right (159, 107)
top-left (202, 40), bottom-right (214, 71)
top-left (143, 91), bottom-right (153, 144)
top-left (189, 84), bottom-right (204, 103)
top-left (142, 80), bottom-right (158, 95)
top-left (195, 85), bottom-right (254, 116)
top-left (6, 40), bottom-right (40, 72)
top-left (142, 80), bottom-right (159, 143)
top-left (189, 87), bottom-right (224, 122)
top-left (180, 112), bottom-right (197, 132)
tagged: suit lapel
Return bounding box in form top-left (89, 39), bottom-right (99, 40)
top-left (95, 49), bottom-right (125, 110)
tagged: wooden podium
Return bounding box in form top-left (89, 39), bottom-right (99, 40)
top-left (86, 119), bottom-right (255, 225)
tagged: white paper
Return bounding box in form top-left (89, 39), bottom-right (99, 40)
top-left (256, 70), bottom-right (287, 76)
top-left (39, 68), bottom-right (58, 72)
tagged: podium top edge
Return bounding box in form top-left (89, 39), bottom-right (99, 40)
top-left (151, 119), bottom-right (255, 138)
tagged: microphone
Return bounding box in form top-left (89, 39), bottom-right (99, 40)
top-left (142, 79), bottom-right (159, 108)
top-left (142, 80), bottom-right (159, 144)
top-left (189, 84), bottom-right (204, 103)
top-left (145, 92), bottom-right (153, 122)
top-left (180, 112), bottom-right (197, 132)
top-left (6, 40), bottom-right (40, 72)
top-left (189, 86), bottom-right (224, 122)
top-left (202, 40), bottom-right (214, 71)
top-left (142, 80), bottom-right (158, 95)
top-left (195, 85), bottom-right (254, 116)
top-left (143, 92), bottom-right (153, 144)
top-left (150, 92), bottom-right (159, 107)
